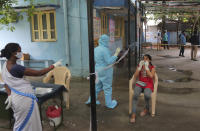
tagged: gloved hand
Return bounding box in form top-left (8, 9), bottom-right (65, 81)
top-left (5, 95), bottom-right (12, 110)
top-left (138, 60), bottom-right (144, 71)
top-left (95, 73), bottom-right (99, 84)
top-left (144, 61), bottom-right (149, 71)
top-left (53, 59), bottom-right (62, 67)
top-left (114, 47), bottom-right (121, 57)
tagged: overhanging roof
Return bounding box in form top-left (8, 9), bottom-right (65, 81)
top-left (94, 0), bottom-right (135, 13)
top-left (13, 4), bottom-right (60, 11)
top-left (94, 0), bottom-right (128, 7)
top-left (141, 0), bottom-right (200, 14)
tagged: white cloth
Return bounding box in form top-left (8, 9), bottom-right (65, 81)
top-left (2, 62), bottom-right (42, 131)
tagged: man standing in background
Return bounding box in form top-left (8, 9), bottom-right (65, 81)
top-left (179, 31), bottom-right (186, 57)
top-left (162, 30), bottom-right (169, 50)
top-left (190, 29), bottom-right (199, 61)
top-left (157, 32), bottom-right (162, 50)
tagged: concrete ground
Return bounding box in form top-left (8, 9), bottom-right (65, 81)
top-left (0, 48), bottom-right (200, 131)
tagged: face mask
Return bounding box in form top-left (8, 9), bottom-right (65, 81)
top-left (15, 52), bottom-right (23, 59)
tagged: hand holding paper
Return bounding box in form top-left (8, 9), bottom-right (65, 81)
top-left (114, 47), bottom-right (121, 57)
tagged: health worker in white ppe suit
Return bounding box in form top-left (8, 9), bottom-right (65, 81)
top-left (86, 34), bottom-right (121, 109)
top-left (0, 43), bottom-right (62, 131)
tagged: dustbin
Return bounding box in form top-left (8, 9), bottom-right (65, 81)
top-left (46, 105), bottom-right (62, 127)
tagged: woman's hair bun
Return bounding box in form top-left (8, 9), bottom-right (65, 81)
top-left (0, 43), bottom-right (20, 59)
top-left (0, 48), bottom-right (7, 58)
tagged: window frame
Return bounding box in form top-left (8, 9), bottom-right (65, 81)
top-left (31, 10), bottom-right (57, 42)
top-left (115, 17), bottom-right (122, 38)
top-left (101, 13), bottom-right (107, 35)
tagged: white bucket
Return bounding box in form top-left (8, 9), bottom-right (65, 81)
top-left (48, 116), bottom-right (61, 127)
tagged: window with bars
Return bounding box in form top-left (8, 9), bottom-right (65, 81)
top-left (101, 13), bottom-right (107, 34)
top-left (115, 17), bottom-right (122, 37)
top-left (31, 10), bottom-right (57, 42)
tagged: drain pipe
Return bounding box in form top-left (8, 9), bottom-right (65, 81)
top-left (128, 0), bottom-right (131, 79)
top-left (63, 0), bottom-right (70, 65)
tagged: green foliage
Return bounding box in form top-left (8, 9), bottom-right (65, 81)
top-left (0, 0), bottom-right (35, 31)
top-left (146, 9), bottom-right (200, 33)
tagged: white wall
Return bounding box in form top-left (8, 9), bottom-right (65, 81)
top-left (146, 26), bottom-right (158, 44)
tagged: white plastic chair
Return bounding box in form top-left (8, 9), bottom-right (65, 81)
top-left (129, 73), bottom-right (158, 117)
top-left (43, 66), bottom-right (71, 109)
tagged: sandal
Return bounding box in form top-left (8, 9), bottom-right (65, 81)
top-left (130, 113), bottom-right (136, 124)
top-left (140, 109), bottom-right (149, 117)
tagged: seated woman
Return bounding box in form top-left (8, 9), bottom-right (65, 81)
top-left (130, 54), bottom-right (155, 123)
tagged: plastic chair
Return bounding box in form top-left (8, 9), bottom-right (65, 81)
top-left (129, 73), bottom-right (158, 117)
top-left (43, 66), bottom-right (71, 109)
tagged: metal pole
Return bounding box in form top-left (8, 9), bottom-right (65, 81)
top-left (135, 45), bottom-right (137, 67)
top-left (135, 2), bottom-right (137, 42)
top-left (139, 28), bottom-right (141, 61)
top-left (141, 5), bottom-right (144, 55)
top-left (138, 1), bottom-right (142, 61)
top-left (135, 1), bottom-right (138, 67)
top-left (144, 6), bottom-right (146, 43)
top-left (87, 0), bottom-right (97, 131)
top-left (145, 20), bottom-right (147, 43)
top-left (177, 22), bottom-right (179, 45)
top-left (157, 26), bottom-right (159, 51)
top-left (128, 0), bottom-right (131, 79)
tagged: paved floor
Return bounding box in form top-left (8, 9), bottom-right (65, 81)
top-left (0, 48), bottom-right (200, 131)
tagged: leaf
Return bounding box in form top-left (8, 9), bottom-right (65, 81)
top-left (0, 0), bottom-right (35, 31)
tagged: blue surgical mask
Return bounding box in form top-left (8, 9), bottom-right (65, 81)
top-left (15, 52), bottom-right (23, 59)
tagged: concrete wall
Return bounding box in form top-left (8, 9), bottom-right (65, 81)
top-left (146, 26), bottom-right (157, 44)
top-left (0, 0), bottom-right (90, 77)
top-left (67, 0), bottom-right (89, 76)
top-left (0, 10), bottom-right (66, 63)
top-left (146, 25), bottom-right (182, 45)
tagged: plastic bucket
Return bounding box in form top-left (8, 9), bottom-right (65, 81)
top-left (46, 105), bottom-right (62, 127)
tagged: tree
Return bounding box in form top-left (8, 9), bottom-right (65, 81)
top-left (145, 3), bottom-right (200, 34)
top-left (0, 0), bottom-right (35, 31)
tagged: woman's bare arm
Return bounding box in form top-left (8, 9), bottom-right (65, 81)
top-left (4, 84), bottom-right (11, 95)
top-left (146, 68), bottom-right (155, 78)
top-left (134, 67), bottom-right (140, 78)
top-left (24, 65), bottom-right (54, 76)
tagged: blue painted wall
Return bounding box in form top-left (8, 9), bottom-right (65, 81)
top-left (0, 7), bottom-right (66, 63)
top-left (67, 0), bottom-right (89, 76)
top-left (0, 0), bottom-right (90, 77)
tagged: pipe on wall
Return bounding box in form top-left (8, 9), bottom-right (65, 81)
top-left (63, 0), bottom-right (70, 65)
top-left (78, 0), bottom-right (83, 76)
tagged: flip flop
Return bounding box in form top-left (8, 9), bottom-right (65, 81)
top-left (130, 114), bottom-right (136, 124)
top-left (140, 109), bottom-right (149, 117)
